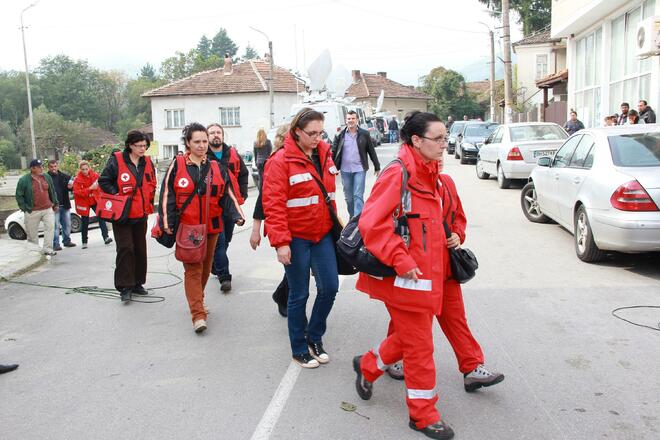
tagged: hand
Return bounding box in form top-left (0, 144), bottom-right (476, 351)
top-left (446, 232), bottom-right (460, 249)
top-left (249, 228), bottom-right (261, 250)
top-left (53, 204), bottom-right (59, 212)
top-left (164, 227), bottom-right (173, 235)
top-left (374, 169), bottom-right (381, 177)
top-left (277, 245), bottom-right (291, 265)
top-left (402, 267), bottom-right (423, 280)
top-left (235, 216), bottom-right (245, 226)
top-left (90, 182), bottom-right (99, 190)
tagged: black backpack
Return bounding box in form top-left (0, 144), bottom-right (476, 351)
top-left (336, 159), bottom-right (410, 277)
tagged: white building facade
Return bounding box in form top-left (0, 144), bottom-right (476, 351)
top-left (552, 0), bottom-right (659, 127)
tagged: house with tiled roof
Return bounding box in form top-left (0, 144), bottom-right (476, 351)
top-left (345, 70), bottom-right (430, 120)
top-left (142, 60), bottom-right (304, 159)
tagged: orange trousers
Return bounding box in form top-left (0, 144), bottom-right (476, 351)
top-left (182, 233), bottom-right (219, 323)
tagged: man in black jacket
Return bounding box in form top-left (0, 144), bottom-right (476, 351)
top-left (332, 111), bottom-right (381, 218)
top-left (47, 159), bottom-right (76, 250)
top-left (638, 100), bottom-right (656, 124)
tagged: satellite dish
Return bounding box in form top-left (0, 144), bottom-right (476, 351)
top-left (326, 65), bottom-right (352, 97)
top-left (307, 50), bottom-right (333, 92)
top-left (375, 90), bottom-right (385, 112)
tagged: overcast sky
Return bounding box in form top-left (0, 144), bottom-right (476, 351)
top-left (1, 0), bottom-right (522, 86)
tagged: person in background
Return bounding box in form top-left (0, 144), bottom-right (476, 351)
top-left (47, 159), bottom-right (76, 250)
top-left (389, 116), bottom-right (399, 143)
top-left (446, 116), bottom-right (454, 132)
top-left (98, 130), bottom-right (157, 303)
top-left (332, 110), bottom-right (381, 218)
top-left (262, 108), bottom-right (340, 369)
top-left (159, 123), bottom-right (245, 333)
top-left (73, 160), bottom-right (112, 249)
top-left (627, 109), bottom-right (645, 125)
top-left (15, 159), bottom-right (58, 256)
top-left (617, 103), bottom-right (629, 125)
top-left (603, 116), bottom-right (615, 127)
top-left (250, 124), bottom-right (289, 318)
top-left (463, 115), bottom-right (469, 121)
top-left (207, 123), bottom-right (249, 293)
top-left (253, 128), bottom-right (272, 188)
top-left (563, 110), bottom-right (585, 135)
top-left (638, 100), bottom-right (656, 124)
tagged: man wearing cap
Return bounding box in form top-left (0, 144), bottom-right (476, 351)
top-left (15, 159), bottom-right (59, 256)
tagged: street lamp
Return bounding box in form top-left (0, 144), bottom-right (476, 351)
top-left (478, 22), bottom-right (496, 122)
top-left (249, 26), bottom-right (274, 129)
top-left (21, 0), bottom-right (40, 160)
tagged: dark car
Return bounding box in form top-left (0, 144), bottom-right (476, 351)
top-left (447, 121), bottom-right (467, 155)
top-left (456, 122), bottom-right (499, 164)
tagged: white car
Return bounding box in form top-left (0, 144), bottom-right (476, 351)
top-left (4, 200), bottom-right (99, 241)
top-left (477, 122), bottom-right (568, 188)
top-left (520, 125), bottom-right (660, 262)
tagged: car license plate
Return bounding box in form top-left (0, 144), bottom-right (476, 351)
top-left (533, 150), bottom-right (554, 158)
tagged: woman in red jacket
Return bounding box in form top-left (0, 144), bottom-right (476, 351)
top-left (262, 108), bottom-right (340, 369)
top-left (72, 160), bottom-right (111, 248)
top-left (159, 123), bottom-right (244, 333)
top-left (353, 112), bottom-right (454, 440)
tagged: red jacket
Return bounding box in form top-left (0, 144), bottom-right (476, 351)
top-left (114, 151), bottom-right (157, 219)
top-left (439, 173), bottom-right (467, 245)
top-left (262, 134), bottom-right (339, 248)
top-left (355, 144), bottom-right (447, 314)
top-left (73, 169), bottom-right (100, 217)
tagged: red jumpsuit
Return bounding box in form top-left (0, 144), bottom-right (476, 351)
top-left (356, 144), bottom-right (446, 429)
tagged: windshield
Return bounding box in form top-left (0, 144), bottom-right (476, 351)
top-left (449, 122), bottom-right (465, 135)
top-left (609, 133), bottom-right (660, 167)
top-left (509, 125), bottom-right (568, 142)
top-left (464, 124), bottom-right (497, 137)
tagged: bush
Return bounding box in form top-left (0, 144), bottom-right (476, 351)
top-left (59, 144), bottom-right (121, 176)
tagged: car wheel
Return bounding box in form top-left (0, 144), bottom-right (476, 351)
top-left (459, 148), bottom-right (468, 164)
top-left (7, 222), bottom-right (27, 240)
top-left (475, 157), bottom-right (490, 180)
top-left (520, 182), bottom-right (549, 223)
top-left (574, 205), bottom-right (606, 263)
top-left (497, 163), bottom-right (512, 189)
top-left (70, 214), bottom-right (82, 233)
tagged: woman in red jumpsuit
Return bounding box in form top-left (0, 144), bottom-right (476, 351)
top-left (353, 111), bottom-right (454, 439)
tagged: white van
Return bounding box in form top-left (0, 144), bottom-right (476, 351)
top-left (290, 102), bottom-right (348, 140)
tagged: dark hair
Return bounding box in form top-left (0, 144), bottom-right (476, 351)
top-left (621, 102), bottom-right (630, 108)
top-left (639, 100), bottom-right (648, 106)
top-left (124, 130), bottom-right (150, 151)
top-left (289, 107), bottom-right (325, 141)
top-left (181, 122), bottom-right (208, 146)
top-left (347, 110), bottom-right (358, 117)
top-left (628, 109), bottom-right (639, 118)
top-left (207, 123), bottom-right (224, 134)
top-left (48, 159), bottom-right (58, 165)
top-left (399, 111), bottom-right (442, 145)
top-left (570, 110), bottom-right (577, 116)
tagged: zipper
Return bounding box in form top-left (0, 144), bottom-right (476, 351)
top-left (422, 223), bottom-right (427, 252)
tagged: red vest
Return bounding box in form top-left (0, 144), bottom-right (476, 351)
top-left (227, 147), bottom-right (244, 205)
top-left (174, 156), bottom-right (224, 234)
top-left (115, 151), bottom-right (156, 219)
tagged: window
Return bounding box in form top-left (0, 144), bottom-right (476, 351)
top-left (553, 135), bottom-right (582, 168)
top-left (568, 135), bottom-right (595, 168)
top-left (219, 107), bottom-right (241, 126)
top-left (573, 27), bottom-right (602, 128)
top-left (464, 124), bottom-right (497, 137)
top-left (163, 144), bottom-right (179, 159)
top-left (510, 125), bottom-right (568, 142)
top-left (165, 109), bottom-right (185, 129)
top-left (609, 133), bottom-right (660, 167)
top-left (536, 54), bottom-right (548, 80)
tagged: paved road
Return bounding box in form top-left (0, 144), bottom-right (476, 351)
top-left (1, 144), bottom-right (659, 440)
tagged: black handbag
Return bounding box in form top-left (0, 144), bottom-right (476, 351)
top-left (336, 159), bottom-right (410, 277)
top-left (442, 186), bottom-right (478, 283)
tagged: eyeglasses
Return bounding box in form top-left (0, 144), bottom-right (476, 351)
top-left (301, 129), bottom-right (323, 139)
top-left (420, 135), bottom-right (447, 144)
top-left (132, 143), bottom-right (148, 149)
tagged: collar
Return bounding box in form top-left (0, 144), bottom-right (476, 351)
top-left (184, 152), bottom-right (207, 166)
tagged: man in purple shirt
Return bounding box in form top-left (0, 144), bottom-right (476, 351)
top-left (331, 111), bottom-right (381, 217)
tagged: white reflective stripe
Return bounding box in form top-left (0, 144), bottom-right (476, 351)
top-left (289, 173), bottom-right (313, 185)
top-left (286, 196), bottom-right (319, 208)
top-left (329, 166), bottom-right (339, 175)
top-left (328, 192), bottom-right (336, 200)
top-left (407, 388), bottom-right (436, 399)
top-left (394, 277), bottom-right (432, 292)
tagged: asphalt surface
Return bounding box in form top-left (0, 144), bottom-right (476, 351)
top-left (1, 143), bottom-right (659, 440)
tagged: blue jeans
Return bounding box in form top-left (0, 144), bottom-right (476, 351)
top-left (284, 234), bottom-right (339, 356)
top-left (213, 216), bottom-right (235, 281)
top-left (341, 170), bottom-right (366, 218)
top-left (53, 208), bottom-right (72, 247)
top-left (389, 129), bottom-right (398, 143)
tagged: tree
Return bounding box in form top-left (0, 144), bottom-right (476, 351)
top-left (210, 28), bottom-right (238, 59)
top-left (242, 44), bottom-right (259, 60)
top-left (0, 71), bottom-right (42, 130)
top-left (139, 63), bottom-right (158, 82)
top-left (421, 67), bottom-right (484, 120)
top-left (197, 36), bottom-right (212, 59)
top-left (479, 0), bottom-right (551, 36)
top-left (95, 70), bottom-right (127, 132)
top-left (159, 49), bottom-right (224, 82)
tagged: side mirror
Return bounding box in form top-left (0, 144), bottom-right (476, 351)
top-left (537, 156), bottom-right (552, 167)
top-left (484, 137), bottom-right (491, 145)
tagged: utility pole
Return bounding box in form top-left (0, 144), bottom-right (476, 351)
top-left (502, 0), bottom-right (514, 123)
top-left (21, 1), bottom-right (40, 160)
top-left (479, 22), bottom-right (496, 122)
top-left (250, 27), bottom-right (274, 128)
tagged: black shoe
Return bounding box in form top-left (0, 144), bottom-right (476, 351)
top-left (53, 245), bottom-right (63, 251)
top-left (276, 301), bottom-right (288, 317)
top-left (63, 242), bottom-right (76, 247)
top-left (104, 237), bottom-right (113, 245)
top-left (132, 285), bottom-right (148, 295)
top-left (409, 420), bottom-right (455, 440)
top-left (308, 342), bottom-right (329, 364)
top-left (353, 356), bottom-right (372, 400)
top-left (292, 353), bottom-right (319, 369)
top-left (0, 364), bottom-right (19, 375)
top-left (120, 288), bottom-right (132, 303)
top-left (220, 279), bottom-right (232, 292)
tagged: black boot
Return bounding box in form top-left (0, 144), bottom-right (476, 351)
top-left (120, 288), bottom-right (132, 303)
top-left (409, 420), bottom-right (454, 440)
top-left (0, 364), bottom-right (19, 375)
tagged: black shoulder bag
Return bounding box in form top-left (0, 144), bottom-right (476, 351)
top-left (335, 159), bottom-right (411, 277)
top-left (442, 184), bottom-right (478, 283)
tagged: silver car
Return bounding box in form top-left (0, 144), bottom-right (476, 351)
top-left (521, 125), bottom-right (660, 262)
top-left (477, 122), bottom-right (568, 188)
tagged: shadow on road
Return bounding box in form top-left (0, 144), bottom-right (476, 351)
top-left (597, 252), bottom-right (660, 281)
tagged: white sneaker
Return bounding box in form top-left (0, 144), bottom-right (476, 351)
top-left (193, 319), bottom-right (207, 333)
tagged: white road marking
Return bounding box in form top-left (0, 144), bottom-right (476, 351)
top-left (249, 361), bottom-right (301, 440)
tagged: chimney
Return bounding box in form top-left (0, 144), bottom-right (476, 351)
top-left (352, 69), bottom-right (361, 83)
top-left (377, 72), bottom-right (387, 78)
top-left (223, 53), bottom-right (233, 75)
